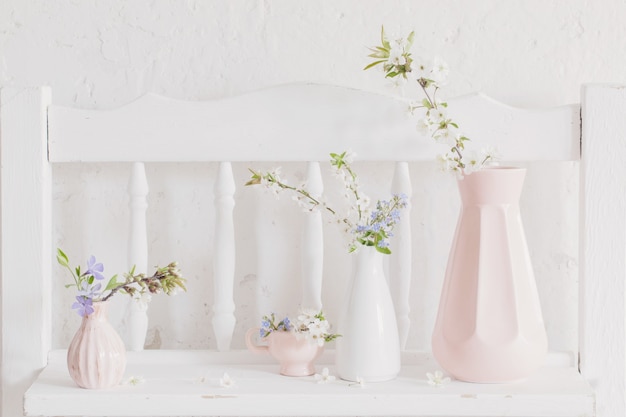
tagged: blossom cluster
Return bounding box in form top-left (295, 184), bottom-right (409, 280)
top-left (260, 309), bottom-right (340, 346)
top-left (246, 151), bottom-right (408, 254)
top-left (365, 27), bottom-right (497, 175)
top-left (57, 248), bottom-right (186, 317)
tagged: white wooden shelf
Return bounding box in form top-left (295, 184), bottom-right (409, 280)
top-left (24, 350), bottom-right (594, 417)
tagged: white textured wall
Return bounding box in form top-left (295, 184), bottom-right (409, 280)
top-left (3, 0), bottom-right (619, 353)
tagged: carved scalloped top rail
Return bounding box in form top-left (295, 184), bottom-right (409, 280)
top-left (48, 83), bottom-right (580, 162)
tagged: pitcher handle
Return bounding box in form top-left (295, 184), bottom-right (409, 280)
top-left (245, 327), bottom-right (269, 354)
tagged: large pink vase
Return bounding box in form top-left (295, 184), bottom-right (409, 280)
top-left (67, 301), bottom-right (126, 389)
top-left (432, 167), bottom-right (548, 383)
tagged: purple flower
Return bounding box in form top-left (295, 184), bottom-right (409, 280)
top-left (282, 317), bottom-right (292, 331)
top-left (72, 296), bottom-right (94, 317)
top-left (77, 281), bottom-right (102, 299)
top-left (85, 255), bottom-right (105, 280)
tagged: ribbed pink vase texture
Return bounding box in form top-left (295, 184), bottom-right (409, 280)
top-left (67, 301), bottom-right (127, 389)
top-left (245, 328), bottom-right (323, 376)
top-left (432, 167), bottom-right (548, 383)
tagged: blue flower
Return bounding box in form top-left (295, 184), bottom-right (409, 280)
top-left (282, 317), bottom-right (292, 331)
top-left (85, 255), bottom-right (105, 280)
top-left (377, 240), bottom-right (390, 249)
top-left (72, 296), bottom-right (94, 317)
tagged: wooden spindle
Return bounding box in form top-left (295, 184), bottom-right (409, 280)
top-left (212, 161), bottom-right (236, 351)
top-left (301, 162), bottom-right (324, 311)
top-left (390, 161), bottom-right (412, 349)
top-left (127, 162), bottom-right (149, 351)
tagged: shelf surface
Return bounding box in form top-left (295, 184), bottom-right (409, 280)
top-left (24, 349), bottom-right (595, 417)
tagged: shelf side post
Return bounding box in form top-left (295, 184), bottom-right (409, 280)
top-left (0, 87), bottom-right (52, 417)
top-left (580, 83), bottom-right (626, 417)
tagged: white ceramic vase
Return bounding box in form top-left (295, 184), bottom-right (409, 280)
top-left (335, 246), bottom-right (401, 382)
top-left (432, 167), bottom-right (548, 383)
top-left (67, 301), bottom-right (127, 389)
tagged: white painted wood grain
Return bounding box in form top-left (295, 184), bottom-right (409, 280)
top-left (580, 84), bottom-right (626, 417)
top-left (0, 87), bottom-right (52, 417)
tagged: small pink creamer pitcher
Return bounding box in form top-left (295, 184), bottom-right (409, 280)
top-left (245, 328), bottom-right (323, 377)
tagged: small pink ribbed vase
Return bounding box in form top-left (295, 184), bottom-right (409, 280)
top-left (67, 301), bottom-right (126, 389)
top-left (432, 167), bottom-right (548, 383)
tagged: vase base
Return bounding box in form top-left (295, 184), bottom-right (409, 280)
top-left (279, 365), bottom-right (315, 377)
top-left (337, 372), bottom-right (399, 383)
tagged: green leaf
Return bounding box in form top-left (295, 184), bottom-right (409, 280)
top-left (406, 31), bottom-right (415, 48)
top-left (376, 246), bottom-right (392, 255)
top-left (380, 26), bottom-right (390, 49)
top-left (422, 98), bottom-right (433, 109)
top-left (363, 60), bottom-right (386, 71)
top-left (104, 275), bottom-right (119, 291)
top-left (56, 248), bottom-right (69, 267)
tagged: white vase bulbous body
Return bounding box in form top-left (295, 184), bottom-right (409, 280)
top-left (67, 301), bottom-right (127, 389)
top-left (336, 246), bottom-right (401, 382)
top-left (432, 167), bottom-right (548, 383)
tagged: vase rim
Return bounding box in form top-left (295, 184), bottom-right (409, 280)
top-left (471, 166), bottom-right (525, 171)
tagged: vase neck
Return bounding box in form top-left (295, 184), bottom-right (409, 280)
top-left (458, 167), bottom-right (526, 205)
top-left (86, 301), bottom-right (109, 321)
top-left (354, 246), bottom-right (385, 274)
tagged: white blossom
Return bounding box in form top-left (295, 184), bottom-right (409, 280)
top-left (412, 56), bottom-right (431, 80)
top-left (219, 372), bottom-right (236, 388)
top-left (481, 146), bottom-right (501, 164)
top-left (427, 107), bottom-right (447, 125)
top-left (426, 370), bottom-right (451, 387)
top-left (434, 127), bottom-right (461, 148)
top-left (437, 154), bottom-right (461, 175)
top-left (343, 150), bottom-right (356, 164)
top-left (314, 367), bottom-right (336, 384)
top-left (416, 117), bottom-right (434, 136)
top-left (461, 151), bottom-right (483, 175)
top-left (123, 375), bottom-right (145, 386)
top-left (430, 57), bottom-right (450, 86)
top-left (388, 40), bottom-right (407, 67)
top-left (133, 292), bottom-right (152, 311)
